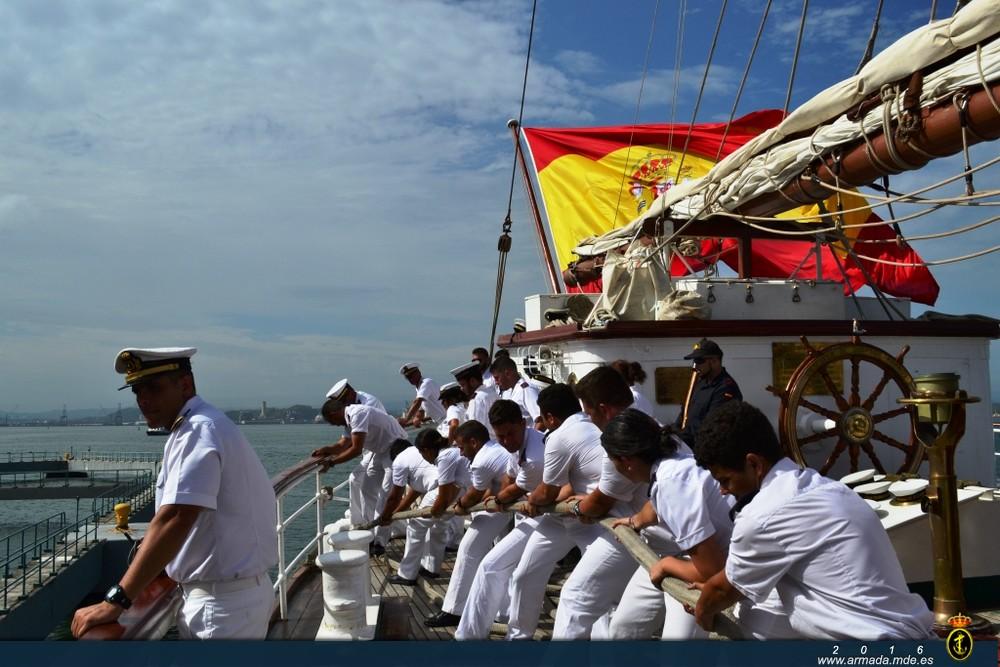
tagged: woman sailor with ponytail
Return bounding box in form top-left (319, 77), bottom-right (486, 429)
top-left (602, 408), bottom-right (734, 639)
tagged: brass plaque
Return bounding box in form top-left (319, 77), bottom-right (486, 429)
top-left (654, 367), bottom-right (694, 405)
top-left (771, 342), bottom-right (843, 396)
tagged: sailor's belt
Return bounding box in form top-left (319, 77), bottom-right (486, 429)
top-left (181, 573), bottom-right (266, 596)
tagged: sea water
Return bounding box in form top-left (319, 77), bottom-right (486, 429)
top-left (0, 423), bottom-right (351, 564)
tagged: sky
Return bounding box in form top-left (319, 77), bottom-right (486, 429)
top-left (0, 0), bottom-right (997, 414)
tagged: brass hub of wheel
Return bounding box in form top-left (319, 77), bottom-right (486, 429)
top-left (840, 407), bottom-right (874, 445)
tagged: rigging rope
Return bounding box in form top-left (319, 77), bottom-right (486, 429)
top-left (674, 0), bottom-right (729, 184)
top-left (854, 0), bottom-right (885, 76)
top-left (612, 0), bottom-right (662, 228)
top-left (489, 0), bottom-right (538, 357)
top-left (715, 0), bottom-right (772, 161)
top-left (666, 0), bottom-right (688, 155)
top-left (784, 0), bottom-right (809, 115)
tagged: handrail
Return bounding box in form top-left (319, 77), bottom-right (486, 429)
top-left (91, 472), bottom-right (156, 516)
top-left (0, 468), bottom-right (152, 488)
top-left (270, 455), bottom-right (348, 621)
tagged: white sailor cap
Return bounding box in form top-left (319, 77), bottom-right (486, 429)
top-left (115, 347), bottom-right (196, 390)
top-left (438, 381), bottom-right (461, 398)
top-left (326, 379), bottom-right (353, 401)
top-left (399, 362), bottom-right (420, 376)
top-left (450, 361), bottom-right (481, 380)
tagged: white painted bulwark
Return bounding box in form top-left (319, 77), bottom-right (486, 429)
top-left (673, 279), bottom-right (846, 320)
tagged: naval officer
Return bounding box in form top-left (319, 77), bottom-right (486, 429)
top-left (674, 339), bottom-right (742, 446)
top-left (471, 347), bottom-right (498, 393)
top-left (398, 363), bottom-right (446, 428)
top-left (72, 348), bottom-right (278, 639)
top-left (452, 361), bottom-right (498, 440)
top-left (492, 356), bottom-right (540, 426)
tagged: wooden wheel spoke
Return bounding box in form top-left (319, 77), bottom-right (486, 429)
top-left (859, 440), bottom-right (887, 474)
top-left (871, 406), bottom-right (909, 424)
top-left (850, 358), bottom-right (861, 407)
top-left (798, 398), bottom-right (840, 422)
top-left (819, 439), bottom-right (848, 476)
top-left (871, 430), bottom-right (910, 453)
top-left (848, 441), bottom-right (860, 471)
top-left (818, 368), bottom-right (849, 411)
top-left (797, 427), bottom-right (838, 446)
top-left (861, 369), bottom-right (893, 411)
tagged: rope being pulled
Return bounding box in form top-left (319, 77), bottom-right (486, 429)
top-left (358, 499), bottom-right (743, 639)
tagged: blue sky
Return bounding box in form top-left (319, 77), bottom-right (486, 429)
top-left (0, 0), bottom-right (996, 413)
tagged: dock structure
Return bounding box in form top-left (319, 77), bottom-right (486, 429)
top-left (0, 450), bottom-right (161, 633)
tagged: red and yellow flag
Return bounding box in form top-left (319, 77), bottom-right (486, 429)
top-left (521, 110), bottom-right (785, 272)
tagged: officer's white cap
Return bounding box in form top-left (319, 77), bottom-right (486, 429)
top-left (326, 379), bottom-right (352, 401)
top-left (450, 361), bottom-right (481, 380)
top-left (399, 363), bottom-right (420, 376)
top-left (114, 347), bottom-right (197, 390)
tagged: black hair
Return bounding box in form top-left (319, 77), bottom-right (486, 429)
top-left (455, 420), bottom-right (489, 444)
top-left (629, 361), bottom-right (647, 384)
top-left (440, 385), bottom-right (467, 406)
top-left (536, 383), bottom-right (581, 421)
top-left (490, 356), bottom-right (517, 375)
top-left (472, 347), bottom-right (489, 358)
top-left (573, 366), bottom-right (633, 409)
top-left (414, 428), bottom-right (448, 452)
top-left (692, 401), bottom-right (783, 470)
top-left (320, 398), bottom-right (343, 422)
top-left (494, 349), bottom-right (511, 359)
top-left (488, 399), bottom-right (523, 426)
top-left (389, 438), bottom-right (412, 460)
top-left (601, 408), bottom-right (678, 465)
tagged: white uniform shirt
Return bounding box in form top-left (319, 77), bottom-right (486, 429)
top-left (416, 377), bottom-right (446, 422)
top-left (630, 387), bottom-right (656, 420)
top-left (470, 440), bottom-right (509, 495)
top-left (467, 385), bottom-right (499, 440)
top-left (155, 396), bottom-right (278, 583)
top-left (437, 404), bottom-right (468, 438)
top-left (725, 458), bottom-right (933, 639)
top-left (356, 390), bottom-right (386, 413)
top-left (391, 445), bottom-right (439, 494)
top-left (506, 427), bottom-right (546, 493)
top-left (481, 368), bottom-right (498, 394)
top-left (649, 452), bottom-right (732, 555)
top-left (501, 378), bottom-right (541, 423)
top-left (436, 446), bottom-right (471, 492)
top-left (345, 404), bottom-right (408, 463)
top-left (597, 438), bottom-right (694, 517)
top-left (541, 413), bottom-right (603, 495)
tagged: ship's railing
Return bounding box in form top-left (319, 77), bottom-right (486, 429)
top-left (0, 510), bottom-right (102, 613)
top-left (0, 468), bottom-right (153, 490)
top-left (77, 451), bottom-right (162, 464)
top-left (0, 451), bottom-right (62, 463)
top-left (91, 471), bottom-right (157, 516)
top-left (270, 455), bottom-right (347, 621)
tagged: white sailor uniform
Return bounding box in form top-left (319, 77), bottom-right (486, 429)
top-left (389, 446), bottom-right (445, 580)
top-left (609, 451), bottom-right (734, 640)
top-left (454, 428), bottom-right (546, 640)
top-left (416, 377), bottom-right (446, 423)
top-left (500, 378), bottom-right (540, 424)
top-left (481, 368), bottom-right (498, 394)
top-left (158, 396), bottom-right (279, 639)
top-left (724, 458), bottom-right (934, 639)
top-left (630, 386), bottom-right (656, 420)
top-left (466, 384), bottom-right (499, 440)
top-left (440, 440), bottom-right (511, 617)
top-left (348, 390), bottom-right (387, 529)
top-left (505, 413), bottom-right (604, 640)
top-left (344, 404), bottom-right (407, 544)
top-left (436, 403), bottom-right (468, 439)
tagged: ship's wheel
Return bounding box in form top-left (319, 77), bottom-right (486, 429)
top-left (768, 335), bottom-right (924, 475)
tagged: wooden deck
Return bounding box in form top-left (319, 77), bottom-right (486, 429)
top-left (268, 536), bottom-right (568, 640)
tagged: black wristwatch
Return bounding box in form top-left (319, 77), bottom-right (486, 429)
top-left (571, 499), bottom-right (584, 517)
top-left (104, 584), bottom-right (132, 610)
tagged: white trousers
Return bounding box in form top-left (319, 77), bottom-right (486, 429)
top-left (349, 453), bottom-right (391, 545)
top-left (445, 516), bottom-right (465, 548)
top-left (608, 565), bottom-right (706, 639)
top-left (506, 516), bottom-right (604, 640)
top-left (454, 516), bottom-right (537, 640)
top-left (441, 511), bottom-right (511, 615)
top-left (551, 532), bottom-right (637, 639)
top-left (397, 489), bottom-right (447, 580)
top-left (177, 574), bottom-right (274, 640)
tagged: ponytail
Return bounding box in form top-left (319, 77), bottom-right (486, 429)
top-left (601, 408), bottom-right (677, 464)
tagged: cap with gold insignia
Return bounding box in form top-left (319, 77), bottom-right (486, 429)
top-left (683, 338), bottom-right (723, 361)
top-left (450, 361), bottom-right (481, 381)
top-left (115, 347), bottom-right (196, 390)
top-left (438, 381), bottom-right (462, 399)
top-left (326, 379), bottom-right (353, 401)
top-left (399, 363), bottom-right (420, 376)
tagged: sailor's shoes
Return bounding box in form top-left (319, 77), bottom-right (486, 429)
top-left (424, 611), bottom-right (461, 628)
top-left (418, 567), bottom-right (441, 579)
top-left (388, 574), bottom-right (417, 586)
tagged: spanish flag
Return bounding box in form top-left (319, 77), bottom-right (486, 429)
top-left (521, 110), bottom-right (786, 273)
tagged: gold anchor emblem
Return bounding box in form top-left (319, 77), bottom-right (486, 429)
top-left (946, 627), bottom-right (974, 661)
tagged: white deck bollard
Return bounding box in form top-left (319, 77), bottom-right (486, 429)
top-left (315, 549), bottom-right (375, 640)
top-left (327, 529), bottom-right (375, 604)
top-left (321, 518), bottom-right (354, 553)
